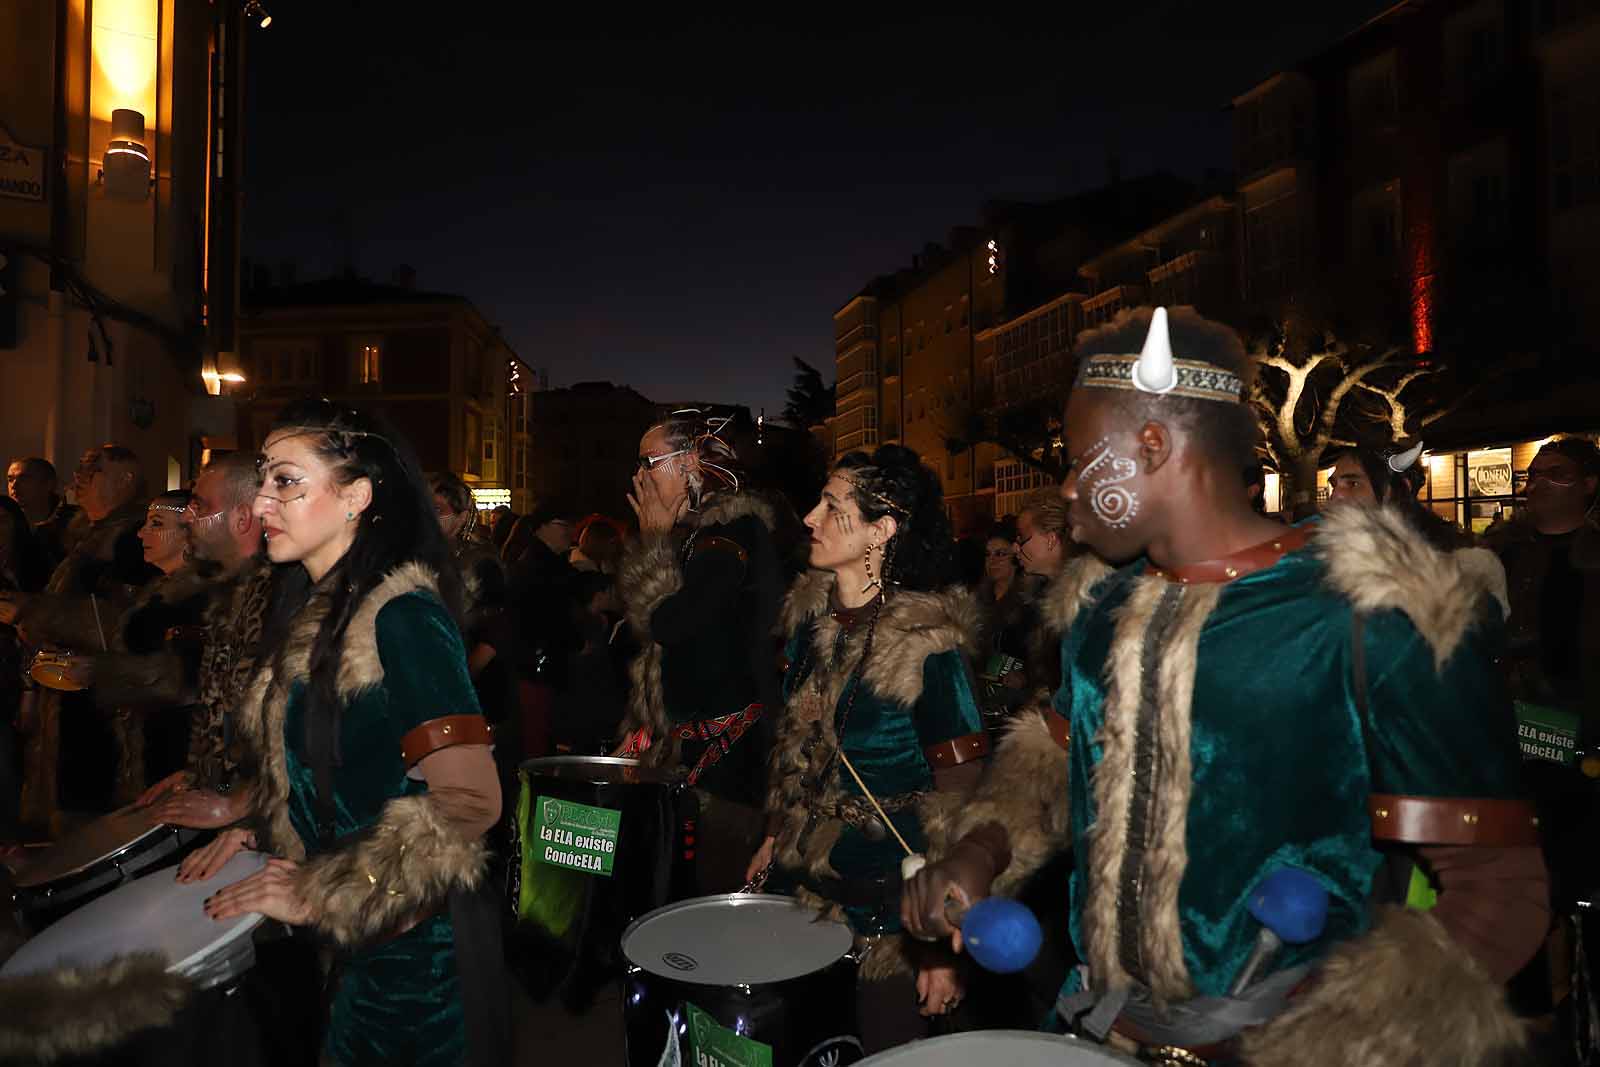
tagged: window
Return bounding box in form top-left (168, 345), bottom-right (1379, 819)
top-left (359, 343), bottom-right (381, 385)
top-left (1349, 53), bottom-right (1399, 129)
top-left (1246, 194), bottom-right (1302, 301)
top-left (1351, 183), bottom-right (1402, 263)
top-left (464, 411), bottom-right (482, 477)
top-left (993, 458), bottom-right (1052, 518)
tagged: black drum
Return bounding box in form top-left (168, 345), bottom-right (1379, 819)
top-left (856, 1031), bottom-right (1141, 1064)
top-left (6, 803), bottom-right (204, 933)
top-left (621, 894), bottom-right (863, 1067)
top-left (508, 755), bottom-right (687, 1007)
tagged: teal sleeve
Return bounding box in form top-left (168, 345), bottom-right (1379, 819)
top-left (912, 649), bottom-right (985, 749)
top-left (374, 593), bottom-right (484, 733)
top-left (1361, 606), bottom-right (1523, 798)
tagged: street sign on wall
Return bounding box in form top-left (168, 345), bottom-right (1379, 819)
top-left (0, 124), bottom-right (46, 202)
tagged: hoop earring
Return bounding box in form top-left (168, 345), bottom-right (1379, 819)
top-left (861, 543), bottom-right (881, 596)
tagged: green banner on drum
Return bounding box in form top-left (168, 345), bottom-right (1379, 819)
top-left (1515, 701), bottom-right (1579, 766)
top-left (531, 795), bottom-right (621, 876)
top-left (685, 1003), bottom-right (772, 1067)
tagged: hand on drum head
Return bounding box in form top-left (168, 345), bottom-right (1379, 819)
top-left (205, 858), bottom-right (312, 926)
top-left (137, 769), bottom-right (193, 808)
top-left (744, 835), bottom-right (776, 887)
top-left (177, 826), bottom-right (255, 883)
top-left (151, 785), bottom-right (250, 830)
top-left (900, 840), bottom-right (1000, 951)
top-left (915, 960), bottom-right (965, 1017)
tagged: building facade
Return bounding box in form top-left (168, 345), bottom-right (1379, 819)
top-left (525, 381), bottom-right (658, 520)
top-left (1, 0), bottom-right (245, 492)
top-left (236, 278), bottom-right (529, 509)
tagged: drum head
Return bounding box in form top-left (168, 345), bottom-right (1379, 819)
top-left (521, 755), bottom-right (680, 786)
top-left (10, 806), bottom-right (163, 887)
top-left (0, 851), bottom-right (266, 981)
top-left (858, 1031), bottom-right (1142, 1064)
top-left (621, 893), bottom-right (852, 986)
top-left (29, 651), bottom-right (86, 692)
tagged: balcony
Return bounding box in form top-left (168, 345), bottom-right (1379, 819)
top-left (834, 322), bottom-right (878, 351)
top-left (836, 428), bottom-right (880, 453)
top-left (838, 370), bottom-right (878, 398)
top-left (1080, 284), bottom-right (1146, 333)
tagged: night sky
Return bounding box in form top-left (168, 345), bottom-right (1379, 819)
top-left (242, 2), bottom-right (1395, 419)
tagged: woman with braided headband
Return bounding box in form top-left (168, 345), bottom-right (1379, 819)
top-left (179, 399), bottom-right (506, 1066)
top-left (747, 444), bottom-right (987, 1054)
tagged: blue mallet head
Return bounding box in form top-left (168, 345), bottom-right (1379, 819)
top-left (1247, 868), bottom-right (1329, 945)
top-left (961, 897), bottom-right (1043, 974)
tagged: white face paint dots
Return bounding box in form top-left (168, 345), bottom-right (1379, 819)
top-left (1080, 437), bottom-right (1140, 530)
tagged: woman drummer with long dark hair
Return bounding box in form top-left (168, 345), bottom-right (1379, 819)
top-left (747, 444), bottom-right (986, 1053)
top-left (179, 399), bottom-right (505, 1065)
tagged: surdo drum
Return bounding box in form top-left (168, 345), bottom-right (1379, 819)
top-left (621, 894), bottom-right (862, 1067)
top-left (508, 756), bottom-right (687, 1003)
top-left (6, 803), bottom-right (204, 933)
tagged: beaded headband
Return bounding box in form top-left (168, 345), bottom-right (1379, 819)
top-left (1075, 306), bottom-right (1244, 405)
top-left (149, 500), bottom-right (189, 514)
top-left (838, 472), bottom-right (908, 516)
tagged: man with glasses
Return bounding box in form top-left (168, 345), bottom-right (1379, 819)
top-left (0, 444), bottom-right (157, 832)
top-left (1486, 437), bottom-right (1600, 1027)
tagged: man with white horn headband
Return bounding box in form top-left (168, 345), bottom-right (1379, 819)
top-left (905, 306), bottom-right (1548, 1066)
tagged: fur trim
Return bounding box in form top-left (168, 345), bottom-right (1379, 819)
top-left (334, 562), bottom-right (438, 698)
top-left (0, 953), bottom-right (192, 1060)
top-left (1316, 505), bottom-right (1504, 669)
top-left (615, 492), bottom-right (779, 761)
top-left (1041, 554), bottom-right (1116, 635)
top-left (617, 533), bottom-right (683, 761)
top-left (768, 571), bottom-right (981, 878)
top-left (951, 710), bottom-right (1071, 895)
top-left (1241, 907), bottom-right (1527, 1067)
top-left (695, 490), bottom-right (778, 533)
top-left (293, 793), bottom-right (487, 948)
top-left (1084, 577), bottom-right (1220, 1004)
top-left (235, 564), bottom-right (439, 861)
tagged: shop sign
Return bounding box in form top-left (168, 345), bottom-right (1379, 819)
top-left (1467, 447), bottom-right (1513, 497)
top-left (0, 124), bottom-right (46, 202)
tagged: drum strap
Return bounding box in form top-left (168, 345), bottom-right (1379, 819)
top-left (673, 703), bottom-right (763, 787)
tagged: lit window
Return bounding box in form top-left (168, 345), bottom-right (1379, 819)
top-left (359, 343), bottom-right (382, 384)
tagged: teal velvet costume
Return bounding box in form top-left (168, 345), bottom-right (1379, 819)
top-left (768, 571), bottom-right (984, 958)
top-left (1049, 513), bottom-right (1524, 1010)
top-left (281, 591), bottom-right (478, 1066)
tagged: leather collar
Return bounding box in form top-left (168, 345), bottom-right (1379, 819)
top-left (1146, 524), bottom-right (1314, 585)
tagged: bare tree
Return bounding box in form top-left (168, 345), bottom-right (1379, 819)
top-left (1249, 329), bottom-right (1441, 517)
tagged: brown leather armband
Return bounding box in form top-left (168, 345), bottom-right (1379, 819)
top-left (1043, 706), bottom-right (1071, 753)
top-left (400, 714), bottom-right (493, 769)
top-left (923, 730), bottom-right (991, 770)
top-left (1368, 794), bottom-right (1541, 847)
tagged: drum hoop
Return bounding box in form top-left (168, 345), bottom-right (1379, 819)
top-left (14, 823), bottom-right (195, 891)
top-left (520, 754), bottom-right (683, 785)
top-left (857, 1031), bottom-right (1143, 1064)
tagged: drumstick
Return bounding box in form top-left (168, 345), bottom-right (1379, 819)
top-left (836, 749), bottom-right (914, 858)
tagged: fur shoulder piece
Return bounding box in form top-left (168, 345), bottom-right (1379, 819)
top-left (334, 562), bottom-right (440, 698)
top-left (1241, 906), bottom-right (1525, 1067)
top-left (782, 570), bottom-right (981, 707)
top-left (695, 490), bottom-right (777, 532)
top-left (0, 953), bottom-right (191, 1060)
top-left (1040, 554), bottom-right (1116, 635)
top-left (1315, 505), bottom-right (1503, 669)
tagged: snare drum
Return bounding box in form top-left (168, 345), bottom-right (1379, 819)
top-left (2, 850), bottom-right (266, 989)
top-left (621, 894), bottom-right (862, 1067)
top-left (855, 1031), bottom-right (1142, 1064)
top-left (28, 647), bottom-right (85, 691)
top-left (508, 755), bottom-right (686, 1005)
top-left (6, 804), bottom-right (204, 933)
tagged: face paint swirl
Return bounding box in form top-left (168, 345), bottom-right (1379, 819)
top-left (1081, 438), bottom-right (1140, 529)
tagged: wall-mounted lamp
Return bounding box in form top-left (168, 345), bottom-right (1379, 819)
top-left (243, 1), bottom-right (272, 28)
top-left (102, 109), bottom-right (151, 200)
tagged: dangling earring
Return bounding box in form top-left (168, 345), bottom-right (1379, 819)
top-left (861, 543), bottom-right (880, 595)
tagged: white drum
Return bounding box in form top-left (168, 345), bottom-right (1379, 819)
top-left (1, 851), bottom-right (267, 990)
top-left (621, 893), bottom-right (861, 1066)
top-left (857, 1031), bottom-right (1143, 1064)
